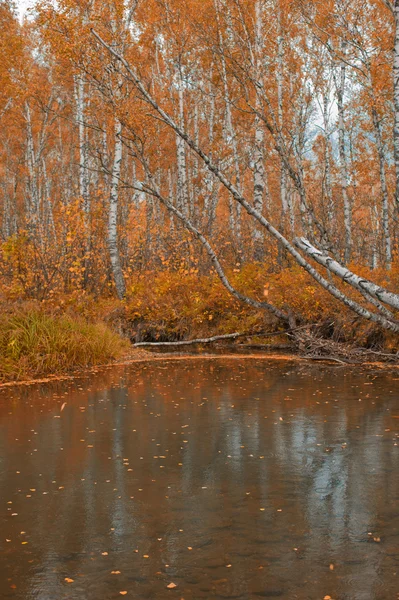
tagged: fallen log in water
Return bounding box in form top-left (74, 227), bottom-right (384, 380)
top-left (133, 329), bottom-right (297, 347)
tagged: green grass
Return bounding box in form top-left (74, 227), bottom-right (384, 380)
top-left (0, 310), bottom-right (130, 382)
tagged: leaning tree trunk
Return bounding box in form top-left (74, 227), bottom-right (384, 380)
top-left (295, 237), bottom-right (399, 313)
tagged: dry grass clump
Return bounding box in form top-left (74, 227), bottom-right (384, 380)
top-left (0, 309), bottom-right (130, 382)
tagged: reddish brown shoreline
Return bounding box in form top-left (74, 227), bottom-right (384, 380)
top-left (0, 351), bottom-right (398, 389)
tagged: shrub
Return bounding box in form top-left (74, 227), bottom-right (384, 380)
top-left (0, 310), bottom-right (130, 382)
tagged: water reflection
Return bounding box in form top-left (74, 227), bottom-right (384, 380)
top-left (0, 358), bottom-right (398, 599)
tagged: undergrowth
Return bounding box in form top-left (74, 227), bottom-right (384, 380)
top-left (0, 310), bottom-right (130, 382)
top-left (1, 262), bottom-right (398, 382)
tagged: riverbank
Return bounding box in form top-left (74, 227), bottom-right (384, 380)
top-left (2, 350), bottom-right (399, 390)
top-left (1, 264), bottom-right (399, 383)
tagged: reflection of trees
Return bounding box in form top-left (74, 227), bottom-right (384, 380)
top-left (0, 360), bottom-right (397, 598)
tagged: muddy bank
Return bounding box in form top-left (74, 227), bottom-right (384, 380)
top-left (2, 349), bottom-right (399, 390)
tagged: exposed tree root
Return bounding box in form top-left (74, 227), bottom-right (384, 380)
top-left (134, 324), bottom-right (399, 364)
top-left (291, 328), bottom-right (399, 364)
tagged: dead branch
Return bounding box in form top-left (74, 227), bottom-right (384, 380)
top-left (133, 329), bottom-right (293, 347)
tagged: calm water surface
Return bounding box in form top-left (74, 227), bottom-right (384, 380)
top-left (0, 358), bottom-right (398, 600)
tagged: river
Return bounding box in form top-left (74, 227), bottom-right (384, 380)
top-left (0, 357), bottom-right (398, 599)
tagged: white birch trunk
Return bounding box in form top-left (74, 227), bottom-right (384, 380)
top-left (74, 74), bottom-right (91, 286)
top-left (253, 0), bottom-right (265, 258)
top-left (24, 102), bottom-right (40, 232)
top-left (369, 95), bottom-right (392, 268)
top-left (74, 75), bottom-right (90, 215)
top-left (168, 169), bottom-right (175, 233)
top-left (295, 237), bottom-right (399, 312)
top-left (373, 107), bottom-right (392, 269)
top-left (191, 103), bottom-right (200, 223)
top-left (2, 174), bottom-right (14, 239)
top-left (204, 79), bottom-right (219, 232)
top-left (215, 0), bottom-right (242, 241)
top-left (176, 80), bottom-right (189, 216)
top-left (322, 94), bottom-right (334, 225)
top-left (334, 45), bottom-right (352, 263)
top-left (370, 204), bottom-right (380, 270)
top-left (41, 158), bottom-right (57, 244)
top-left (108, 117), bottom-right (126, 299)
top-left (394, 0), bottom-right (399, 207)
top-left (276, 7), bottom-right (288, 224)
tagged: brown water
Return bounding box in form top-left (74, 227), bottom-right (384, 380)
top-left (0, 358), bottom-right (398, 600)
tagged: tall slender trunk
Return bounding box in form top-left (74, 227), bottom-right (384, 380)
top-left (168, 169), bottom-right (175, 233)
top-left (335, 43), bottom-right (352, 263)
top-left (2, 174), bottom-right (13, 239)
top-left (215, 0), bottom-right (242, 243)
top-left (176, 78), bottom-right (189, 216)
top-left (25, 102), bottom-right (40, 234)
top-left (394, 0), bottom-right (399, 209)
top-left (276, 7), bottom-right (288, 227)
top-left (370, 204), bottom-right (380, 270)
top-left (322, 93), bottom-right (334, 226)
top-left (74, 75), bottom-right (91, 285)
top-left (108, 117), bottom-right (126, 299)
top-left (191, 103), bottom-right (200, 224)
top-left (204, 81), bottom-right (219, 233)
top-left (41, 158), bottom-right (57, 244)
top-left (371, 103), bottom-right (392, 268)
top-left (253, 0), bottom-right (265, 260)
top-left (75, 75), bottom-right (90, 215)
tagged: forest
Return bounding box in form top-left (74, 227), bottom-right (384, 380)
top-left (1, 0), bottom-right (399, 380)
